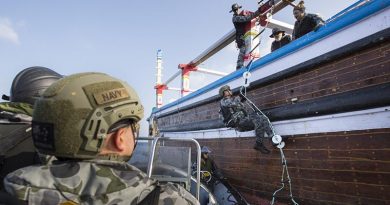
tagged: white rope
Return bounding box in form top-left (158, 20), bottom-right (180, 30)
top-left (244, 4), bottom-right (275, 73)
top-left (239, 85), bottom-right (299, 205)
top-left (271, 147), bottom-right (299, 205)
top-left (239, 87), bottom-right (276, 136)
top-left (240, 3), bottom-right (275, 95)
top-left (238, 6), bottom-right (299, 198)
top-left (235, 4), bottom-right (299, 203)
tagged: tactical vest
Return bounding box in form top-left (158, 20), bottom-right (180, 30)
top-left (220, 97), bottom-right (247, 127)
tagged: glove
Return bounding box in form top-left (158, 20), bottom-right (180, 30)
top-left (313, 24), bottom-right (323, 32)
top-left (239, 95), bottom-right (247, 102)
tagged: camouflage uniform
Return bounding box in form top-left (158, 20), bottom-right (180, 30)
top-left (4, 160), bottom-right (198, 205)
top-left (220, 95), bottom-right (272, 153)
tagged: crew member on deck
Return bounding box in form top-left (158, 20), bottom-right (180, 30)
top-left (231, 3), bottom-right (261, 70)
top-left (270, 28), bottom-right (292, 52)
top-left (292, 1), bottom-right (325, 40)
top-left (219, 85), bottom-right (273, 154)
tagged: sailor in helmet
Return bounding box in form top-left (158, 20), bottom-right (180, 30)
top-left (4, 72), bottom-right (199, 205)
top-left (219, 85), bottom-right (273, 154)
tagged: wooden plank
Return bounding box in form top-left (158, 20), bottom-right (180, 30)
top-left (189, 129), bottom-right (390, 204)
top-left (248, 45), bottom-right (390, 108)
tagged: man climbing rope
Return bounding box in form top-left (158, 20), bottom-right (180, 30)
top-left (219, 85), bottom-right (273, 154)
top-left (231, 3), bottom-right (262, 70)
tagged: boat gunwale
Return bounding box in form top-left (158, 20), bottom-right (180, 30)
top-left (152, 0), bottom-right (390, 115)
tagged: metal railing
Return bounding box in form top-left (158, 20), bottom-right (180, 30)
top-left (137, 136), bottom-right (202, 201)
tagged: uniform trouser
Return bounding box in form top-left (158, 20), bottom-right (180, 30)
top-left (236, 46), bottom-right (246, 70)
top-left (236, 113), bottom-right (272, 144)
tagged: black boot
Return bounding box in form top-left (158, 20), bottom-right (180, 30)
top-left (253, 142), bottom-right (270, 154)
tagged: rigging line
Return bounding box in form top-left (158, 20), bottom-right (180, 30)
top-left (242, 60), bottom-right (255, 96)
top-left (249, 40), bottom-right (262, 56)
top-left (239, 86), bottom-right (299, 204)
top-left (282, 149), bottom-right (299, 205)
top-left (236, 3), bottom-right (298, 203)
top-left (246, 5), bottom-right (274, 74)
top-left (239, 1), bottom-right (279, 133)
top-left (239, 87), bottom-right (276, 136)
top-left (271, 147), bottom-right (299, 205)
top-left (247, 24), bottom-right (267, 63)
top-left (251, 27), bottom-right (267, 41)
top-left (239, 65), bottom-right (299, 204)
top-left (240, 2), bottom-right (276, 130)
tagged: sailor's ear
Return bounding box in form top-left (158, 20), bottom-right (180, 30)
top-left (113, 127), bottom-right (128, 151)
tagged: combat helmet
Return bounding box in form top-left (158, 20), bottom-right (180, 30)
top-left (9, 66), bottom-right (63, 105)
top-left (32, 72), bottom-right (144, 160)
top-left (219, 85), bottom-right (231, 97)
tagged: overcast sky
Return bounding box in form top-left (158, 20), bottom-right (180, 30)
top-left (0, 0), bottom-right (356, 135)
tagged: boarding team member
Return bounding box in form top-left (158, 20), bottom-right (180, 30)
top-left (4, 72), bottom-right (199, 205)
top-left (219, 85), bottom-right (273, 154)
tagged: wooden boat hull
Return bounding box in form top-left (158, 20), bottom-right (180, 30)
top-left (195, 128), bottom-right (390, 205)
top-left (151, 1), bottom-right (390, 204)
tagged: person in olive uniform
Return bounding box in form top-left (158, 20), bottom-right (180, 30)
top-left (199, 146), bottom-right (219, 190)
